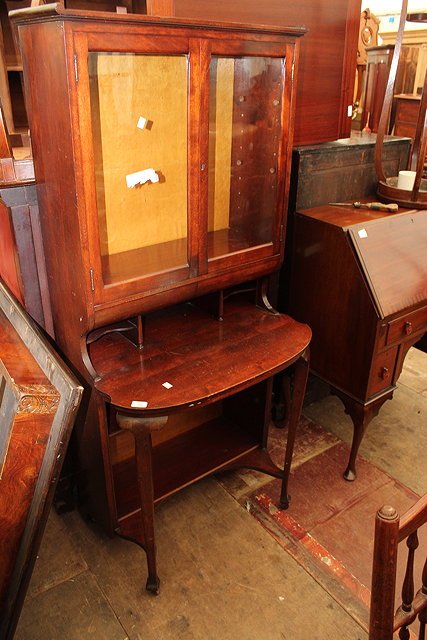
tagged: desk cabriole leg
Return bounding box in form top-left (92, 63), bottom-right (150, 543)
top-left (332, 391), bottom-right (393, 481)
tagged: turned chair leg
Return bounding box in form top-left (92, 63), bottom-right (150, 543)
top-left (280, 348), bottom-right (310, 509)
top-left (116, 413), bottom-right (167, 594)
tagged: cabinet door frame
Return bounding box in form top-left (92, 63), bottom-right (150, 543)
top-left (72, 29), bottom-right (197, 306)
top-left (201, 38), bottom-right (292, 275)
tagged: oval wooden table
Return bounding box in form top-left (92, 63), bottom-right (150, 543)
top-left (90, 296), bottom-right (311, 593)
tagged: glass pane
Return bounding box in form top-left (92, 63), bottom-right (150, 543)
top-left (208, 56), bottom-right (283, 260)
top-left (89, 53), bottom-right (188, 285)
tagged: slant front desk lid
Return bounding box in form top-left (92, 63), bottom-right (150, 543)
top-left (348, 210), bottom-right (427, 319)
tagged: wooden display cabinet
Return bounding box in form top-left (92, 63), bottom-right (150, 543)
top-left (11, 5), bottom-right (311, 592)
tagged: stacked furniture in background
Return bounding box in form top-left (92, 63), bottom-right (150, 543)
top-left (0, 281), bottom-right (82, 640)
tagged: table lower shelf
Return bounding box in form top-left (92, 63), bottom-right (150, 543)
top-left (112, 415), bottom-right (282, 522)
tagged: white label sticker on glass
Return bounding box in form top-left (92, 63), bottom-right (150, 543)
top-left (137, 116), bottom-right (147, 129)
top-left (131, 400), bottom-right (148, 408)
top-left (358, 229), bottom-right (368, 238)
top-left (126, 168), bottom-right (159, 188)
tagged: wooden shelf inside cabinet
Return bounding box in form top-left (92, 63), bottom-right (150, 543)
top-left (101, 237), bottom-right (188, 286)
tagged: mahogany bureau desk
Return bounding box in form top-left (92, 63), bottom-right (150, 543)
top-left (288, 201), bottom-right (427, 480)
top-left (11, 5), bottom-right (311, 592)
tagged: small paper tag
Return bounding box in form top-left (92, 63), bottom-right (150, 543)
top-left (137, 116), bottom-right (147, 129)
top-left (131, 400), bottom-right (148, 408)
top-left (126, 168), bottom-right (159, 188)
top-left (162, 382), bottom-right (173, 389)
top-left (358, 229), bottom-right (368, 238)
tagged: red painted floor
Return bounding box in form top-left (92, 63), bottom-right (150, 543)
top-left (241, 419), bottom-right (425, 630)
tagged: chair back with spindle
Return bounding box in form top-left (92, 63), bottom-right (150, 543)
top-left (369, 493), bottom-right (427, 640)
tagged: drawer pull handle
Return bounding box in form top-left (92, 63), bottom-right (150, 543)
top-left (405, 321), bottom-right (413, 335)
top-left (381, 367), bottom-right (390, 380)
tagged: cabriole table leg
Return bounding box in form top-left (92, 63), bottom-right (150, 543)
top-left (280, 348), bottom-right (310, 508)
top-left (116, 412), bottom-right (168, 594)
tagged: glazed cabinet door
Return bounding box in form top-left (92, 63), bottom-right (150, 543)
top-left (206, 44), bottom-right (290, 272)
top-left (73, 31), bottom-right (198, 306)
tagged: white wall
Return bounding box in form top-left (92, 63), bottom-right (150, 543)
top-left (366, 0), bottom-right (427, 35)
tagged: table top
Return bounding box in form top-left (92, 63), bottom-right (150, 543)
top-left (90, 297), bottom-right (311, 413)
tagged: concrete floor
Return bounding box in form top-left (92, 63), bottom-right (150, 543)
top-left (14, 348), bottom-right (426, 640)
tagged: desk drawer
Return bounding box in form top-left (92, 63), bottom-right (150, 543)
top-left (394, 122), bottom-right (416, 138)
top-left (395, 99), bottom-right (420, 122)
top-left (386, 306), bottom-right (427, 345)
top-left (368, 346), bottom-right (398, 396)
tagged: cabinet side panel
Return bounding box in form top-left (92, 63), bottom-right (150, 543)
top-left (18, 23), bottom-right (115, 532)
top-left (173, 0), bottom-right (356, 146)
top-left (17, 21), bottom-right (90, 364)
top-left (288, 215), bottom-right (378, 400)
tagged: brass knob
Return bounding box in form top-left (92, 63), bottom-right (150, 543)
top-left (381, 367), bottom-right (390, 380)
top-left (405, 321), bottom-right (413, 335)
